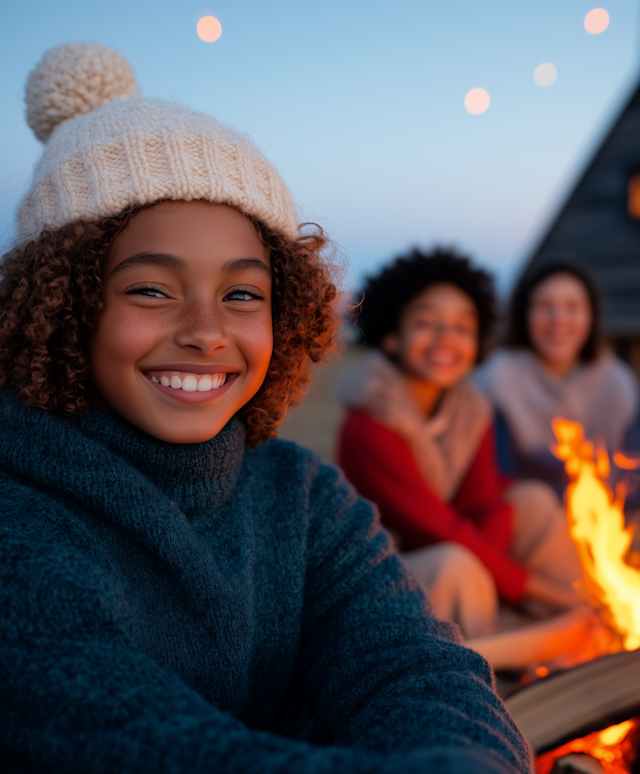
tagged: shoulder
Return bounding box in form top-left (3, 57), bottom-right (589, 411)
top-left (341, 407), bottom-right (395, 434)
top-left (245, 436), bottom-right (354, 503)
top-left (475, 348), bottom-right (525, 381)
top-left (248, 439), bottom-right (383, 575)
top-left (251, 434), bottom-right (379, 523)
top-left (455, 380), bottom-right (492, 420)
top-left (474, 349), bottom-right (534, 400)
top-left (441, 382), bottom-right (493, 472)
top-left (581, 353), bottom-right (638, 412)
top-left (0, 470), bottom-right (128, 629)
top-left (246, 435), bottom-right (320, 477)
top-left (474, 350), bottom-right (506, 394)
top-left (0, 467), bottom-right (68, 526)
top-left (604, 354), bottom-right (638, 396)
top-left (339, 409), bottom-right (411, 454)
top-left (0, 468), bottom-right (109, 577)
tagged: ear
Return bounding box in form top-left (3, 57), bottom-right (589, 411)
top-left (381, 333), bottom-right (400, 356)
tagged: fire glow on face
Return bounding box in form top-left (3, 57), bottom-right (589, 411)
top-left (552, 419), bottom-right (640, 651)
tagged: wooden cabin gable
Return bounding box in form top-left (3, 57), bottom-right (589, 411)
top-left (528, 83), bottom-right (640, 336)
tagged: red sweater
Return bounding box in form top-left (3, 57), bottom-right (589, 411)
top-left (338, 410), bottom-right (528, 604)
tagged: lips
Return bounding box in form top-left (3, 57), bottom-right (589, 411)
top-left (425, 349), bottom-right (460, 367)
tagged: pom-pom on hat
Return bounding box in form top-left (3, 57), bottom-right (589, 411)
top-left (17, 42), bottom-right (298, 244)
top-left (25, 42), bottom-right (139, 143)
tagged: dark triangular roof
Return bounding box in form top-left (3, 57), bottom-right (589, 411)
top-left (525, 79), bottom-right (640, 335)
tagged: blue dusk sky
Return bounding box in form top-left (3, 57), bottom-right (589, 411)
top-left (0, 1), bottom-right (638, 293)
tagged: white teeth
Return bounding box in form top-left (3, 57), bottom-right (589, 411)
top-left (181, 375), bottom-right (197, 392)
top-left (151, 372), bottom-right (229, 391)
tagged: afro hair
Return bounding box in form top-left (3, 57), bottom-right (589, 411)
top-left (355, 247), bottom-right (498, 361)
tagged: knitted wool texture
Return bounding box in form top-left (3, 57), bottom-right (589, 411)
top-left (0, 388), bottom-right (533, 773)
top-left (17, 42), bottom-right (298, 243)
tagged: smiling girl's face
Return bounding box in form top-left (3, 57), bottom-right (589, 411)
top-left (527, 272), bottom-right (592, 376)
top-left (89, 201), bottom-right (273, 443)
top-left (383, 282), bottom-right (479, 389)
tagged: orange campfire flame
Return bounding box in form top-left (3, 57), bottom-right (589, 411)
top-left (536, 718), bottom-right (640, 774)
top-left (552, 419), bottom-right (640, 651)
top-left (613, 453), bottom-right (640, 471)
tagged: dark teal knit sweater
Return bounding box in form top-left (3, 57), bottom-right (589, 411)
top-left (0, 390), bottom-right (532, 773)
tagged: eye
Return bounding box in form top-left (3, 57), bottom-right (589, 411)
top-left (126, 284), bottom-right (168, 298)
top-left (224, 288), bottom-right (264, 302)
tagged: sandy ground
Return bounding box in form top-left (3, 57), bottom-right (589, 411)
top-left (277, 344), bottom-right (366, 463)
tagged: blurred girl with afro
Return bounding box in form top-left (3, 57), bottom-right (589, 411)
top-left (337, 248), bottom-right (583, 640)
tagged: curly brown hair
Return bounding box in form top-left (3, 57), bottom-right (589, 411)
top-left (0, 205), bottom-right (338, 446)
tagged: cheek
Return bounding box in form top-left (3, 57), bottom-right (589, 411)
top-left (461, 338), bottom-right (478, 366)
top-left (574, 309), bottom-right (592, 339)
top-left (405, 327), bottom-right (432, 355)
top-left (528, 310), bottom-right (547, 339)
top-left (91, 305), bottom-right (167, 371)
top-left (529, 312), bottom-right (555, 349)
top-left (234, 313), bottom-right (273, 376)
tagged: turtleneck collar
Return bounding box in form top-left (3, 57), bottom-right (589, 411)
top-left (0, 386), bottom-right (245, 519)
top-left (74, 407), bottom-right (246, 517)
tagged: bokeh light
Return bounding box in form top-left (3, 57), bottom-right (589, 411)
top-left (197, 16), bottom-right (222, 43)
top-left (584, 8), bottom-right (610, 34)
top-left (533, 63), bottom-right (557, 87)
top-left (464, 88), bottom-right (490, 115)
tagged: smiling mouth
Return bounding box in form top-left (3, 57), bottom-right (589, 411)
top-left (426, 350), bottom-right (459, 367)
top-left (145, 370), bottom-right (229, 393)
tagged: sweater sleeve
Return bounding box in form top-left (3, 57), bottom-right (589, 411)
top-left (294, 459), bottom-right (532, 771)
top-left (0, 490), bottom-right (530, 774)
top-left (337, 411), bottom-right (528, 603)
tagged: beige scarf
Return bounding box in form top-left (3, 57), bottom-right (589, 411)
top-left (336, 351), bottom-right (492, 502)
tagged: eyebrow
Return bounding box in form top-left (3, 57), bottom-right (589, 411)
top-left (108, 253), bottom-right (186, 277)
top-left (221, 257), bottom-right (271, 279)
top-left (109, 253), bottom-right (271, 279)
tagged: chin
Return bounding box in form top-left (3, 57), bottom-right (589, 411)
top-left (114, 407), bottom-right (228, 445)
top-left (146, 422), bottom-right (227, 445)
top-left (421, 369), bottom-right (466, 388)
top-left (541, 350), bottom-right (574, 364)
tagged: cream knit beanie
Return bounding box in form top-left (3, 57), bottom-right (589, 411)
top-left (17, 42), bottom-right (299, 244)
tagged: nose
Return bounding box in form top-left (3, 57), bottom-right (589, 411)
top-left (433, 321), bottom-right (456, 339)
top-left (173, 296), bottom-right (228, 355)
top-left (546, 308), bottom-right (567, 324)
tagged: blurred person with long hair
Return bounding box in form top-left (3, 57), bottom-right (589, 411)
top-left (476, 261), bottom-right (639, 496)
